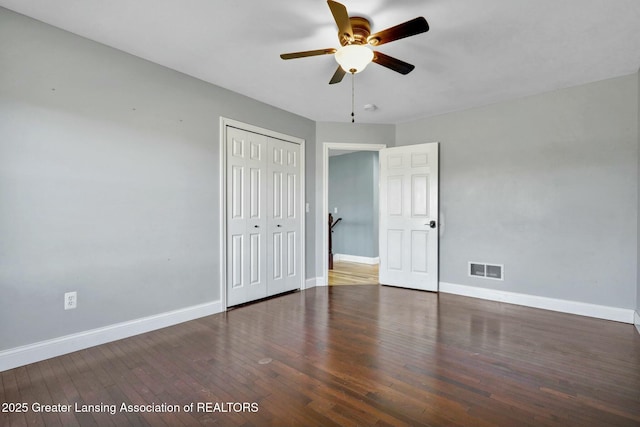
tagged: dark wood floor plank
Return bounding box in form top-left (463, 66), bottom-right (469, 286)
top-left (41, 358), bottom-right (81, 427)
top-left (1, 369), bottom-right (28, 427)
top-left (2, 285), bottom-right (639, 426)
top-left (12, 366), bottom-right (46, 427)
top-left (24, 363), bottom-right (62, 427)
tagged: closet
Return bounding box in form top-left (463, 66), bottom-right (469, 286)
top-left (226, 126), bottom-right (302, 306)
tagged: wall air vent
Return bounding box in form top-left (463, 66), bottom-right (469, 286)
top-left (469, 262), bottom-right (503, 281)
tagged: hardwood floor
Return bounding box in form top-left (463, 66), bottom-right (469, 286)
top-left (328, 261), bottom-right (379, 285)
top-left (2, 286), bottom-right (640, 426)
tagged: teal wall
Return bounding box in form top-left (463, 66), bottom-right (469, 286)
top-left (328, 151), bottom-right (379, 258)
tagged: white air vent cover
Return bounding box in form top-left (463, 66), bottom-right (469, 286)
top-left (469, 262), bottom-right (503, 281)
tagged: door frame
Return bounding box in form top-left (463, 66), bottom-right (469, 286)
top-left (322, 142), bottom-right (386, 285)
top-left (219, 117), bottom-right (306, 311)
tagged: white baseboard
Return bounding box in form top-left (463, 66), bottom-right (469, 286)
top-left (0, 300), bottom-right (223, 372)
top-left (635, 311), bottom-right (640, 335)
top-left (305, 277), bottom-right (322, 289)
top-left (334, 254), bottom-right (380, 265)
top-left (439, 282), bottom-right (635, 324)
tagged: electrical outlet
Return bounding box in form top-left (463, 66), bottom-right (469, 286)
top-left (64, 291), bottom-right (77, 310)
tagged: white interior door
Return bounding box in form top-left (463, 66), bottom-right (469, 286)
top-left (379, 143), bottom-right (439, 291)
top-left (226, 128), bottom-right (268, 306)
top-left (267, 137), bottom-right (301, 295)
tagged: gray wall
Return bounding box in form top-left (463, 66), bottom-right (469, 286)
top-left (0, 8), bottom-right (315, 351)
top-left (316, 122), bottom-right (396, 146)
top-left (328, 151), bottom-right (379, 258)
top-left (397, 74), bottom-right (639, 309)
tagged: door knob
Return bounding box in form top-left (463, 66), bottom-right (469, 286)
top-left (429, 220), bottom-right (436, 229)
top-left (254, 225), bottom-right (259, 228)
top-left (277, 224), bottom-right (282, 228)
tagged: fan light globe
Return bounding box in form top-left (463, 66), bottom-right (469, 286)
top-left (335, 45), bottom-right (374, 73)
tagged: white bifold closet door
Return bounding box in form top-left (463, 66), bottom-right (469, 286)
top-left (226, 127), bottom-right (301, 307)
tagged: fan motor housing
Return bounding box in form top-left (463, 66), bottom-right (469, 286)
top-left (340, 16), bottom-right (372, 46)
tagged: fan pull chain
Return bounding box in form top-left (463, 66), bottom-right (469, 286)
top-left (351, 71), bottom-right (355, 123)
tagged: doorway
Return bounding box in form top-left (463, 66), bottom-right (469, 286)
top-left (322, 142), bottom-right (440, 291)
top-left (322, 143), bottom-right (386, 286)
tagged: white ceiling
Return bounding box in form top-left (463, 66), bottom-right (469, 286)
top-left (1, 0), bottom-right (639, 124)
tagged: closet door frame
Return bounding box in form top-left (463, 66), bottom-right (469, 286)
top-left (219, 117), bottom-right (306, 311)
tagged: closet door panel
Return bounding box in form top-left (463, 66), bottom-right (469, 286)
top-left (267, 138), bottom-right (301, 295)
top-left (226, 128), bottom-right (267, 306)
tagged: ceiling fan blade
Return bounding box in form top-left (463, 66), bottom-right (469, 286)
top-left (329, 66), bottom-right (347, 84)
top-left (372, 51), bottom-right (415, 75)
top-left (327, 0), bottom-right (353, 43)
top-left (280, 48), bottom-right (337, 60)
top-left (368, 17), bottom-right (429, 46)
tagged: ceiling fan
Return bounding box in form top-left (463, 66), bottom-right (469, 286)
top-left (280, 0), bottom-right (429, 84)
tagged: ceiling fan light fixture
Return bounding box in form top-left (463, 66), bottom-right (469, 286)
top-left (335, 44), bottom-right (374, 73)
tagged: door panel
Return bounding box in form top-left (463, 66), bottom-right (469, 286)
top-left (226, 128), bottom-right (268, 306)
top-left (411, 175), bottom-right (429, 217)
top-left (231, 234), bottom-right (243, 288)
top-left (249, 233), bottom-right (261, 285)
top-left (411, 230), bottom-right (429, 273)
top-left (272, 231), bottom-right (282, 279)
top-left (267, 137), bottom-right (301, 295)
top-left (387, 230), bottom-right (404, 270)
top-left (287, 231), bottom-right (296, 276)
top-left (379, 143), bottom-right (439, 291)
top-left (230, 165), bottom-right (243, 219)
top-left (249, 168), bottom-right (261, 219)
top-left (387, 176), bottom-right (403, 215)
top-left (287, 174), bottom-right (296, 218)
top-left (273, 172), bottom-right (284, 219)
